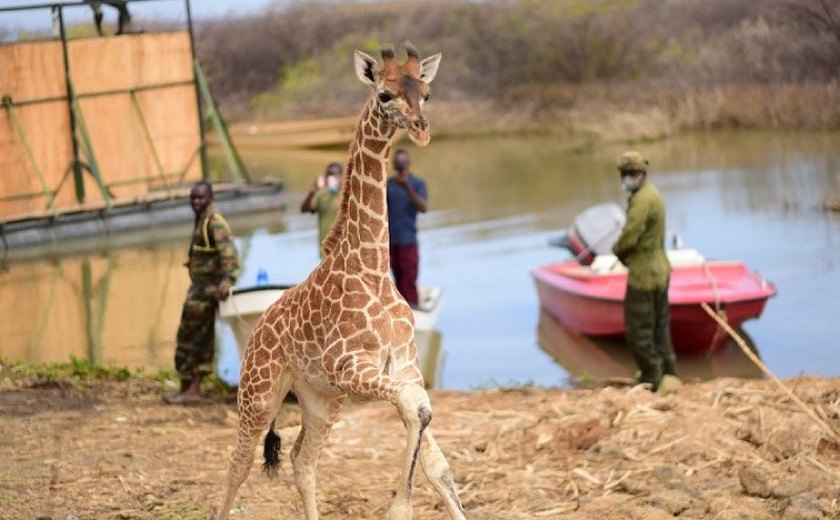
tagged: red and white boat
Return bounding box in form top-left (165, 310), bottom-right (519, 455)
top-left (533, 250), bottom-right (776, 353)
top-left (535, 204), bottom-right (776, 354)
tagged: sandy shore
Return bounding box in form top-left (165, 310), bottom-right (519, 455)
top-left (1, 375), bottom-right (839, 519)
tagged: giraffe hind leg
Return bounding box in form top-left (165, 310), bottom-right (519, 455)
top-left (211, 372), bottom-right (292, 520)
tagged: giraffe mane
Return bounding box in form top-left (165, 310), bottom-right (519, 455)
top-left (320, 108), bottom-right (366, 257)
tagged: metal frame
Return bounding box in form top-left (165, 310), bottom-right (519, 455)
top-left (0, 0), bottom-right (248, 213)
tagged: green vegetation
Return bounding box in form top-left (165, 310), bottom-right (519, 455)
top-left (0, 357), bottom-right (235, 395)
top-left (2, 356), bottom-right (134, 382)
top-left (195, 0), bottom-right (840, 135)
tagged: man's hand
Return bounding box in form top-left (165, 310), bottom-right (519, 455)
top-left (394, 172), bottom-right (409, 188)
top-left (216, 281), bottom-right (232, 302)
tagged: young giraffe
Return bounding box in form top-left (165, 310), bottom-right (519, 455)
top-left (211, 44), bottom-right (466, 520)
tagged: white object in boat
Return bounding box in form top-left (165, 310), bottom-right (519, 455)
top-left (588, 249), bottom-right (707, 274)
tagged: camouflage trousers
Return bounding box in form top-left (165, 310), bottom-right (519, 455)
top-left (624, 281), bottom-right (677, 391)
top-left (174, 280), bottom-right (219, 379)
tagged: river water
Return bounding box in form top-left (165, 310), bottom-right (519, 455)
top-left (2, 131), bottom-right (838, 389)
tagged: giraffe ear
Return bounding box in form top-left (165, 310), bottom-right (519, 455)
top-left (354, 50), bottom-right (378, 87)
top-left (419, 52), bottom-right (442, 84)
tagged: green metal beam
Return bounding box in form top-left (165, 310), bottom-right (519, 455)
top-left (194, 59), bottom-right (251, 184)
top-left (68, 80), bottom-right (112, 208)
top-left (2, 95), bottom-right (53, 206)
top-left (129, 90), bottom-right (173, 195)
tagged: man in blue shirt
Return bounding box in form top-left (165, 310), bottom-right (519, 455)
top-left (387, 149), bottom-right (428, 307)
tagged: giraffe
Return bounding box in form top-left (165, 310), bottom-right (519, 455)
top-left (211, 44), bottom-right (466, 520)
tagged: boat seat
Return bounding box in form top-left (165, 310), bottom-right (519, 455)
top-left (588, 249), bottom-right (706, 274)
top-left (667, 249), bottom-right (706, 267)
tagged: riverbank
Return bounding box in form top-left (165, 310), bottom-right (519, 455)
top-left (2, 364), bottom-right (838, 519)
top-left (228, 83), bottom-right (840, 152)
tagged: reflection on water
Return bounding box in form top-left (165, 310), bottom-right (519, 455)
top-left (536, 309), bottom-right (763, 386)
top-left (0, 209), bottom-right (284, 374)
top-left (2, 131), bottom-right (839, 389)
top-left (1, 248), bottom-right (187, 370)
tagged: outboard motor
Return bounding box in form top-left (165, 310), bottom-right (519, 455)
top-left (549, 203), bottom-right (625, 265)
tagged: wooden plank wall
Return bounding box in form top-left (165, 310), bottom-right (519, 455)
top-left (0, 40), bottom-right (74, 216)
top-left (0, 31), bottom-right (201, 218)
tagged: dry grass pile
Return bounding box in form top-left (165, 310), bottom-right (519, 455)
top-left (1, 375), bottom-right (839, 519)
top-left (442, 380), bottom-right (840, 519)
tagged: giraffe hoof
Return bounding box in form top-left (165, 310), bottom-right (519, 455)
top-left (386, 501), bottom-right (413, 520)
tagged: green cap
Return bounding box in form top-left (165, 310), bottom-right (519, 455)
top-left (617, 151), bottom-right (648, 173)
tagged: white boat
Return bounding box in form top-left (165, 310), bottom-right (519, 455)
top-left (412, 286), bottom-right (444, 331)
top-left (218, 284), bottom-right (445, 386)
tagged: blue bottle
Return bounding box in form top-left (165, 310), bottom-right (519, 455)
top-left (256, 268), bottom-right (269, 287)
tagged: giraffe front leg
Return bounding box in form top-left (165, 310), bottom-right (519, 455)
top-left (420, 431), bottom-right (467, 519)
top-left (388, 383), bottom-right (433, 520)
top-left (333, 359), bottom-right (428, 520)
top-left (290, 383), bottom-right (346, 520)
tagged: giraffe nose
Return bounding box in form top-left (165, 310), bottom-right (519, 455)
top-left (410, 118), bottom-right (428, 132)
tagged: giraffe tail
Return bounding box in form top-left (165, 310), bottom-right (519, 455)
top-left (262, 419), bottom-right (282, 478)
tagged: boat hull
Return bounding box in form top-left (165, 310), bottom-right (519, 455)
top-left (532, 260), bottom-right (775, 354)
top-left (1, 182), bottom-right (285, 259)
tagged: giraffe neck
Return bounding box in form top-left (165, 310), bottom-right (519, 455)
top-left (322, 99), bottom-right (397, 276)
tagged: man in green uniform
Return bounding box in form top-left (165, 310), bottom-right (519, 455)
top-left (300, 162), bottom-right (343, 258)
top-left (164, 181), bottom-right (240, 404)
top-left (612, 151), bottom-right (679, 392)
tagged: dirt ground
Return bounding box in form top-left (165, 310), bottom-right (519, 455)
top-left (2, 375), bottom-right (839, 520)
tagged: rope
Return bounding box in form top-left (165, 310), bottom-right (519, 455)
top-left (701, 262), bottom-right (722, 313)
top-left (226, 289), bottom-right (252, 333)
top-left (701, 302), bottom-right (840, 443)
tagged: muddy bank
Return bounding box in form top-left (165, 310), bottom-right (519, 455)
top-left (1, 374), bottom-right (839, 519)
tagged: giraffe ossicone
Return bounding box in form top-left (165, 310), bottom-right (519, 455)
top-left (211, 44), bottom-right (466, 520)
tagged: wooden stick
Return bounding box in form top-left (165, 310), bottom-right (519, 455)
top-left (700, 302), bottom-right (840, 443)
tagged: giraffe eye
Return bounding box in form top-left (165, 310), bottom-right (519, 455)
top-left (423, 90), bottom-right (432, 102)
top-left (378, 91), bottom-right (393, 103)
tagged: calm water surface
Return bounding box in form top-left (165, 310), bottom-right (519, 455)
top-left (3, 131), bottom-right (839, 389)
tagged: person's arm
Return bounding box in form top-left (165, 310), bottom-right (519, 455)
top-left (405, 177), bottom-right (428, 213)
top-left (211, 214), bottom-right (240, 301)
top-left (612, 193), bottom-right (648, 263)
top-left (301, 184), bottom-right (319, 213)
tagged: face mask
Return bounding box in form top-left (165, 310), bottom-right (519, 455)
top-left (327, 175), bottom-right (339, 193)
top-left (621, 174), bottom-right (643, 192)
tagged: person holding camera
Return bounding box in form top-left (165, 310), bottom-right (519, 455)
top-left (301, 162), bottom-right (344, 258)
top-left (386, 149), bottom-right (428, 307)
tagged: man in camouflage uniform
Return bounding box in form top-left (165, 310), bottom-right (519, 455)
top-left (612, 151), bottom-right (679, 393)
top-left (164, 181), bottom-right (240, 404)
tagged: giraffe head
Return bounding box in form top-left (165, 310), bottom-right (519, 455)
top-left (354, 43), bottom-right (442, 147)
